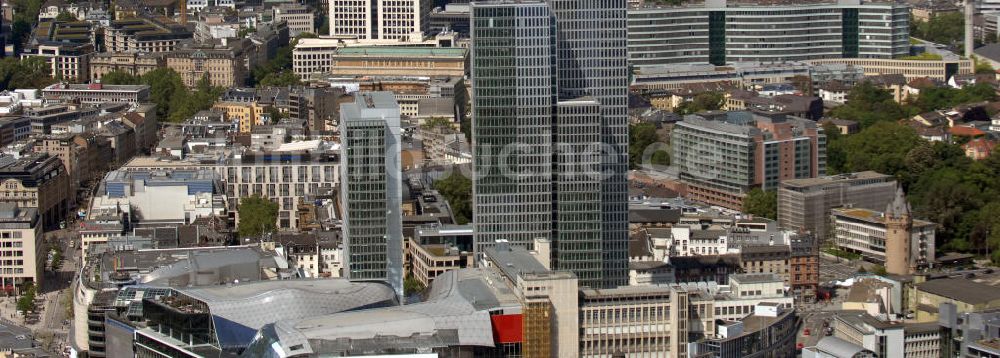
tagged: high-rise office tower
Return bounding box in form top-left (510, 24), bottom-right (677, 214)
top-left (339, 92), bottom-right (404, 298)
top-left (328, 0), bottom-right (430, 41)
top-left (470, 0), bottom-right (629, 288)
top-left (627, 0), bottom-right (910, 67)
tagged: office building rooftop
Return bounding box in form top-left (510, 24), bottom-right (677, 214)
top-left (917, 278), bottom-right (1000, 305)
top-left (335, 46), bottom-right (467, 58)
top-left (483, 243), bottom-right (551, 280)
top-left (832, 208), bottom-right (935, 227)
top-left (781, 171), bottom-right (893, 188)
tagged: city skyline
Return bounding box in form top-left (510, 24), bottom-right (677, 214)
top-left (4, 0), bottom-right (1000, 356)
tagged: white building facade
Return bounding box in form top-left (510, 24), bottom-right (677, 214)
top-left (328, 0), bottom-right (429, 41)
top-left (831, 208), bottom-right (936, 268)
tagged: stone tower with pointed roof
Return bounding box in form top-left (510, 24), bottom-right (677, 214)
top-left (884, 186), bottom-right (913, 275)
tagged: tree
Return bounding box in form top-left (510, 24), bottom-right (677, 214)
top-left (141, 68), bottom-right (186, 119)
top-left (742, 188), bottom-right (777, 220)
top-left (827, 82), bottom-right (910, 128)
top-left (976, 58), bottom-right (997, 74)
top-left (50, 247), bottom-right (62, 271)
top-left (828, 121), bottom-right (921, 176)
top-left (404, 274), bottom-right (425, 296)
top-left (823, 122), bottom-right (847, 174)
top-left (267, 106), bottom-right (286, 124)
top-left (0, 57), bottom-right (57, 90)
top-left (160, 72), bottom-right (224, 123)
top-left (258, 70), bottom-right (300, 87)
top-left (55, 11), bottom-right (77, 21)
top-left (872, 265), bottom-right (888, 276)
top-left (8, 0), bottom-right (45, 53)
top-left (101, 69), bottom-right (226, 122)
top-left (422, 117), bottom-right (453, 130)
top-left (910, 83), bottom-right (997, 113)
top-left (433, 172), bottom-right (472, 225)
top-left (237, 196), bottom-right (279, 238)
top-left (909, 167), bottom-right (984, 250)
top-left (16, 283), bottom-right (35, 315)
top-left (651, 150), bottom-right (670, 166)
top-left (676, 92), bottom-right (724, 115)
top-left (251, 33), bottom-right (318, 86)
top-left (901, 142), bottom-right (937, 184)
top-left (238, 26), bottom-right (255, 38)
top-left (961, 201), bottom-right (1000, 258)
top-left (629, 123), bottom-right (661, 169)
top-left (911, 12), bottom-right (964, 46)
top-left (99, 70), bottom-right (141, 85)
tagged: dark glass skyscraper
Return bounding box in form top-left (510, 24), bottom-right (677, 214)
top-left (470, 0), bottom-right (629, 288)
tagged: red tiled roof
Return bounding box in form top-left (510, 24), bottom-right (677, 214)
top-left (949, 126), bottom-right (987, 137)
top-left (907, 77), bottom-right (940, 89)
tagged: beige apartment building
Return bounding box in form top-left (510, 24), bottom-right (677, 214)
top-left (165, 39), bottom-right (255, 88)
top-left (0, 154), bottom-right (70, 230)
top-left (0, 204), bottom-right (43, 294)
top-left (291, 38), bottom-right (340, 79)
top-left (36, 133), bottom-right (111, 195)
top-left (89, 52), bottom-right (165, 82)
top-left (273, 3), bottom-right (314, 37)
top-left (212, 101), bottom-right (267, 133)
top-left (579, 286), bottom-right (690, 358)
top-left (739, 245), bottom-right (792, 285)
top-left (21, 42), bottom-right (94, 82)
top-left (408, 239), bottom-right (472, 286)
top-left (329, 46), bottom-right (466, 77)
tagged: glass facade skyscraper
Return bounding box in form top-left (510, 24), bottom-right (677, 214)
top-left (339, 91), bottom-right (404, 298)
top-left (470, 0), bottom-right (629, 288)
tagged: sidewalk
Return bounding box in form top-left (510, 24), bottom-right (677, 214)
top-left (0, 291), bottom-right (55, 332)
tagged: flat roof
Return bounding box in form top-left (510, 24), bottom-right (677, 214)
top-left (918, 278), bottom-right (1000, 305)
top-left (580, 285), bottom-right (676, 301)
top-left (741, 309), bottom-right (793, 334)
top-left (44, 83), bottom-right (149, 92)
top-left (484, 245), bottom-right (550, 280)
top-left (813, 336), bottom-right (870, 357)
top-left (781, 171), bottom-right (893, 188)
top-left (730, 273), bottom-right (782, 284)
top-left (335, 46), bottom-right (467, 57)
top-left (905, 321), bottom-right (941, 334)
top-left (833, 208), bottom-right (935, 227)
top-left (835, 310), bottom-right (900, 331)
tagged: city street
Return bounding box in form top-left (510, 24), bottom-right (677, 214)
top-left (0, 224), bottom-right (81, 355)
top-left (794, 255), bottom-right (863, 350)
top-left (798, 310), bottom-right (837, 348)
